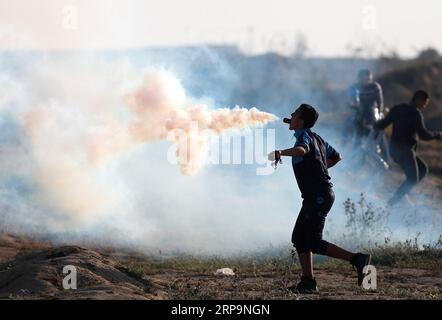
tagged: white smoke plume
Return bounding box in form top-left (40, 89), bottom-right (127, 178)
top-left (0, 54), bottom-right (277, 235)
top-left (125, 73), bottom-right (276, 175)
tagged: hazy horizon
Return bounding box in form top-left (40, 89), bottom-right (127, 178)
top-left (1, 0), bottom-right (441, 58)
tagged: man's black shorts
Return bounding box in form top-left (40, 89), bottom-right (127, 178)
top-left (292, 188), bottom-right (335, 255)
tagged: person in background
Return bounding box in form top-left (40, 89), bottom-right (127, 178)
top-left (347, 69), bottom-right (389, 162)
top-left (374, 90), bottom-right (441, 206)
top-left (348, 69), bottom-right (384, 135)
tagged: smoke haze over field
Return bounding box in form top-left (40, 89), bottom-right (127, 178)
top-left (0, 48), bottom-right (441, 255)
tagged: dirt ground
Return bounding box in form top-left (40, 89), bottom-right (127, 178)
top-left (151, 266), bottom-right (441, 300)
top-left (0, 234), bottom-right (440, 300)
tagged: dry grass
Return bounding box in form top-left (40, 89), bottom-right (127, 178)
top-left (116, 240), bottom-right (442, 300)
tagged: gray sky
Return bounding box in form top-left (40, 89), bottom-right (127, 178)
top-left (0, 0), bottom-right (441, 57)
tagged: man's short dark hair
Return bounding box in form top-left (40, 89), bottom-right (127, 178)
top-left (412, 90), bottom-right (430, 103)
top-left (294, 104), bottom-right (319, 129)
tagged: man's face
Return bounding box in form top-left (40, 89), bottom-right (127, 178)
top-left (416, 98), bottom-right (430, 110)
top-left (289, 112), bottom-right (304, 131)
top-left (358, 73), bottom-right (373, 86)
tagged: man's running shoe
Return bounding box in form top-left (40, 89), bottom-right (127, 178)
top-left (288, 276), bottom-right (318, 294)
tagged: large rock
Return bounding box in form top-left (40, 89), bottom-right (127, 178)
top-left (0, 246), bottom-right (166, 299)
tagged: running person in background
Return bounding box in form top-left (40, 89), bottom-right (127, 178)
top-left (374, 90), bottom-right (441, 206)
top-left (347, 69), bottom-right (389, 161)
top-left (268, 104), bottom-right (371, 293)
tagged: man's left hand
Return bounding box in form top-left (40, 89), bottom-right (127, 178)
top-left (268, 150), bottom-right (281, 162)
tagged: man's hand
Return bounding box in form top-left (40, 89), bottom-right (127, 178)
top-left (268, 150), bottom-right (281, 162)
top-left (268, 150), bottom-right (282, 169)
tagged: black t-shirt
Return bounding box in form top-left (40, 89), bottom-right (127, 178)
top-left (292, 129), bottom-right (340, 198)
top-left (374, 103), bottom-right (440, 149)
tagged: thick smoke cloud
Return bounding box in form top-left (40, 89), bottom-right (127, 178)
top-left (0, 52), bottom-right (285, 253)
top-left (0, 49), bottom-right (440, 255)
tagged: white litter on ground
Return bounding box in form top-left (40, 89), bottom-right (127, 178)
top-left (214, 268), bottom-right (235, 276)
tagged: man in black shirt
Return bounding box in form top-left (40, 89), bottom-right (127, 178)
top-left (374, 90), bottom-right (441, 206)
top-left (268, 104), bottom-right (371, 293)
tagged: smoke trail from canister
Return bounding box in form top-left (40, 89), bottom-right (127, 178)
top-left (16, 65), bottom-right (276, 224)
top-left (125, 72), bottom-right (277, 175)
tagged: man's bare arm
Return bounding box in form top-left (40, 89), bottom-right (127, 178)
top-left (268, 147), bottom-right (306, 163)
top-left (280, 146), bottom-right (307, 157)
